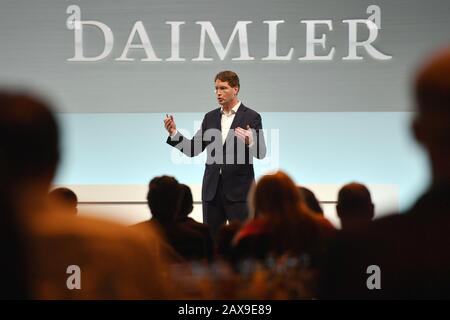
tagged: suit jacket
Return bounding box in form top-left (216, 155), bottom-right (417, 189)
top-left (167, 104), bottom-right (266, 202)
top-left (319, 182), bottom-right (450, 299)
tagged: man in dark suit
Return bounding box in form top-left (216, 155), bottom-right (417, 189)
top-left (319, 48), bottom-right (450, 299)
top-left (164, 71), bottom-right (266, 237)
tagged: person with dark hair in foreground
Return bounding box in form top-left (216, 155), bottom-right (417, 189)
top-left (0, 92), bottom-right (170, 299)
top-left (320, 48), bottom-right (450, 299)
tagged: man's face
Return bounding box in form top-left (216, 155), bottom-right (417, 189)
top-left (215, 79), bottom-right (238, 106)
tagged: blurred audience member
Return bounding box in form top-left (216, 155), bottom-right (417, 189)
top-left (134, 176), bottom-right (208, 262)
top-left (336, 182), bottom-right (374, 230)
top-left (299, 187), bottom-right (323, 215)
top-left (48, 187), bottom-right (78, 215)
top-left (299, 186), bottom-right (336, 234)
top-left (177, 184), bottom-right (214, 262)
top-left (0, 169), bottom-right (29, 299)
top-left (234, 171), bottom-right (326, 267)
top-left (0, 92), bottom-right (170, 299)
top-left (320, 48), bottom-right (450, 299)
top-left (215, 220), bottom-right (242, 265)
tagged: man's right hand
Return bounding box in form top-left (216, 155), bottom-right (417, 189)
top-left (164, 114), bottom-right (177, 136)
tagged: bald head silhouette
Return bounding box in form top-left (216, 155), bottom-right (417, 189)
top-left (337, 182), bottom-right (374, 230)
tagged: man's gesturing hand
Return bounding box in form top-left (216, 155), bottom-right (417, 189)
top-left (164, 114), bottom-right (177, 136)
top-left (235, 125), bottom-right (254, 145)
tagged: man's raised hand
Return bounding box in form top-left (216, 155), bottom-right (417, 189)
top-left (235, 125), bottom-right (253, 145)
top-left (164, 114), bottom-right (177, 136)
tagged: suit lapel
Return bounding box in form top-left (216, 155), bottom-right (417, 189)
top-left (210, 107), bottom-right (223, 145)
top-left (213, 107), bottom-right (222, 130)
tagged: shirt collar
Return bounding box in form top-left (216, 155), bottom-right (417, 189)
top-left (221, 101), bottom-right (241, 115)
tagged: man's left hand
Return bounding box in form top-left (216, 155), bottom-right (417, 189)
top-left (235, 125), bottom-right (253, 145)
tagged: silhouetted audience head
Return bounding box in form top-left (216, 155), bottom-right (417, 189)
top-left (147, 175), bottom-right (182, 223)
top-left (413, 47), bottom-right (450, 183)
top-left (178, 184), bottom-right (194, 219)
top-left (299, 186), bottom-right (324, 215)
top-left (337, 182), bottom-right (374, 230)
top-left (48, 187), bottom-right (78, 215)
top-left (0, 92), bottom-right (59, 187)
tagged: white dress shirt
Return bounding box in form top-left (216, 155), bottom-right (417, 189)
top-left (220, 101), bottom-right (241, 144)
